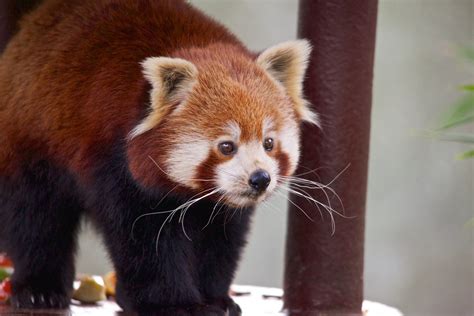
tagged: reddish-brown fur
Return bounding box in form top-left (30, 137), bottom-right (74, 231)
top-left (0, 0), bottom-right (242, 180)
top-left (0, 0), bottom-right (296, 194)
top-left (0, 1), bottom-right (309, 313)
top-left (128, 44), bottom-right (296, 190)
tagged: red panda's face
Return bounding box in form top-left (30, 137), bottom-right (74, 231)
top-left (127, 40), bottom-right (319, 207)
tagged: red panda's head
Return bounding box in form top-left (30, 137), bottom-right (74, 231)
top-left (127, 40), bottom-right (318, 207)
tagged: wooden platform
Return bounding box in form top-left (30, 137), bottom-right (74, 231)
top-left (0, 286), bottom-right (402, 315)
top-left (0, 285), bottom-right (283, 316)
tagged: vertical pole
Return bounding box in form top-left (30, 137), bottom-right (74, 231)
top-left (0, 0), bottom-right (42, 53)
top-left (283, 1), bottom-right (378, 315)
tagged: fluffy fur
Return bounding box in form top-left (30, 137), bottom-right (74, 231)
top-left (0, 0), bottom-right (316, 315)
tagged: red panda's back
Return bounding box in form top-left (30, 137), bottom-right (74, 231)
top-left (0, 0), bottom-right (242, 176)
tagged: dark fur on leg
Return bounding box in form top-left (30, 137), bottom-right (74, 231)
top-left (87, 167), bottom-right (200, 312)
top-left (0, 161), bottom-right (82, 309)
top-left (0, 140), bottom-right (252, 314)
top-left (196, 205), bottom-right (253, 316)
top-left (83, 148), bottom-right (251, 315)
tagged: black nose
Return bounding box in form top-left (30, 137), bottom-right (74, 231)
top-left (248, 170), bottom-right (271, 193)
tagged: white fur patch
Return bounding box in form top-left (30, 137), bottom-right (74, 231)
top-left (279, 118), bottom-right (301, 175)
top-left (216, 140), bottom-right (279, 205)
top-left (165, 134), bottom-right (210, 189)
top-left (257, 40), bottom-right (320, 126)
top-left (223, 120), bottom-right (241, 141)
top-left (129, 57), bottom-right (198, 139)
top-left (263, 117), bottom-right (276, 135)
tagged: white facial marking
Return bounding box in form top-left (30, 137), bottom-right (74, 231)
top-left (165, 133), bottom-right (210, 189)
top-left (263, 117), bottom-right (276, 135)
top-left (224, 120), bottom-right (241, 141)
top-left (216, 140), bottom-right (279, 206)
top-left (257, 40), bottom-right (320, 126)
top-left (129, 57), bottom-right (198, 139)
top-left (279, 118), bottom-right (300, 175)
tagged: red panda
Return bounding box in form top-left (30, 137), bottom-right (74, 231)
top-left (0, 0), bottom-right (317, 314)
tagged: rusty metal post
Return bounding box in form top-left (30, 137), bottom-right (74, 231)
top-left (283, 1), bottom-right (378, 315)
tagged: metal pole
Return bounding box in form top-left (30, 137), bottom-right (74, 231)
top-left (284, 1), bottom-right (378, 315)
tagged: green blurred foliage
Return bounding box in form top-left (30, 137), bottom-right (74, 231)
top-left (436, 46), bottom-right (474, 159)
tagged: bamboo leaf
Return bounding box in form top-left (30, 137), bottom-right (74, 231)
top-left (436, 133), bottom-right (474, 144)
top-left (465, 217), bottom-right (474, 229)
top-left (461, 84), bottom-right (474, 91)
top-left (460, 46), bottom-right (474, 63)
top-left (456, 149), bottom-right (474, 160)
top-left (439, 93), bottom-right (474, 129)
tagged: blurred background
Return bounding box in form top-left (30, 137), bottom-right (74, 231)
top-left (76, 1), bottom-right (474, 315)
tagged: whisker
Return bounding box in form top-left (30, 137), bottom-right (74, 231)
top-left (199, 162), bottom-right (251, 188)
top-left (290, 179), bottom-right (345, 213)
top-left (277, 169), bottom-right (355, 236)
top-left (154, 209), bottom-right (178, 255)
top-left (279, 163), bottom-right (349, 214)
top-left (283, 186), bottom-right (335, 234)
top-left (285, 186), bottom-right (356, 235)
top-left (298, 181), bottom-right (333, 209)
top-left (279, 179), bottom-right (333, 215)
top-left (292, 165), bottom-right (326, 178)
top-left (150, 183), bottom-right (180, 209)
top-left (131, 208), bottom-right (176, 241)
top-left (286, 185), bottom-right (352, 220)
top-left (274, 190), bottom-right (315, 222)
top-left (148, 155), bottom-right (215, 182)
top-left (212, 197), bottom-right (228, 224)
top-left (177, 188), bottom-right (221, 241)
top-left (132, 186), bottom-right (217, 237)
top-left (280, 163), bottom-right (350, 188)
top-left (153, 187), bottom-right (220, 254)
top-left (277, 185), bottom-right (324, 219)
top-left (148, 155), bottom-right (175, 177)
top-left (324, 163), bottom-right (351, 187)
top-left (225, 206), bottom-right (239, 225)
top-left (202, 193), bottom-right (226, 230)
top-left (282, 178), bottom-right (343, 219)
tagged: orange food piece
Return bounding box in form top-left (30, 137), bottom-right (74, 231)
top-left (103, 271), bottom-right (116, 296)
top-left (0, 254), bottom-right (12, 268)
top-left (0, 291), bottom-right (8, 303)
top-left (0, 278), bottom-right (11, 304)
top-left (72, 275), bottom-right (106, 303)
top-left (1, 279), bottom-right (11, 294)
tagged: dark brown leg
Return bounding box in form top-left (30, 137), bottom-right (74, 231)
top-left (284, 1), bottom-right (378, 315)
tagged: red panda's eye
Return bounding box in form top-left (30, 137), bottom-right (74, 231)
top-left (218, 141), bottom-right (237, 156)
top-left (263, 138), bottom-right (274, 151)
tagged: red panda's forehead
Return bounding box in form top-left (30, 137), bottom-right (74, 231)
top-left (180, 65), bottom-right (290, 141)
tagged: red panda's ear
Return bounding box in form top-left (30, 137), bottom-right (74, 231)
top-left (129, 57), bottom-right (198, 138)
top-left (257, 40), bottom-right (319, 126)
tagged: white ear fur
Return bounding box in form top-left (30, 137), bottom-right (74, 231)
top-left (257, 39), bottom-right (319, 125)
top-left (129, 57), bottom-right (198, 139)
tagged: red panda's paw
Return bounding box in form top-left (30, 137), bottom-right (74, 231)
top-left (134, 304), bottom-right (226, 316)
top-left (187, 304), bottom-right (227, 316)
top-left (10, 285), bottom-right (70, 309)
top-left (207, 297), bottom-right (242, 316)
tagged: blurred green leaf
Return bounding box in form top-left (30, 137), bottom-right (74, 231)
top-left (436, 132), bottom-right (474, 144)
top-left (438, 92), bottom-right (474, 129)
top-left (435, 45), bottom-right (474, 160)
top-left (465, 217), bottom-right (474, 229)
top-left (460, 46), bottom-right (474, 62)
top-left (0, 269), bottom-right (9, 282)
top-left (456, 149), bottom-right (474, 160)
